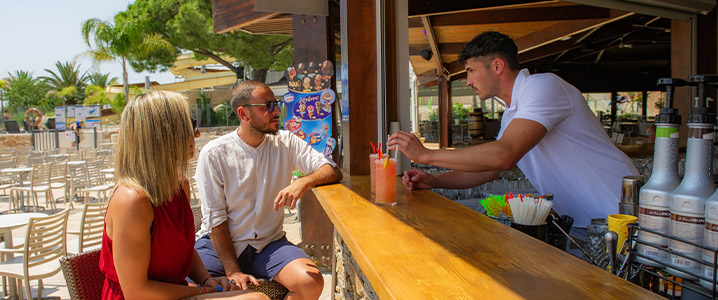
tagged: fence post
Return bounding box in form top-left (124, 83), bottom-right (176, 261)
top-left (54, 129), bottom-right (59, 149)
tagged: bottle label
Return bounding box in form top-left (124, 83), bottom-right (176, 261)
top-left (704, 222), bottom-right (718, 263)
top-left (639, 208), bottom-right (670, 245)
top-left (689, 127), bottom-right (714, 139)
top-left (669, 214), bottom-right (704, 270)
top-left (656, 127), bottom-right (679, 139)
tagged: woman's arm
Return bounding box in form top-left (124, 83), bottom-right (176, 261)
top-left (108, 185), bottom-right (214, 300)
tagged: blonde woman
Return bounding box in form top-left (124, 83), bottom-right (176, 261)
top-left (99, 91), bottom-right (269, 300)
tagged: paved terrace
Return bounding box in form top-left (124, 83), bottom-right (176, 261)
top-left (0, 188), bottom-right (332, 300)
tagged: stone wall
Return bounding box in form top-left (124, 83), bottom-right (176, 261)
top-left (0, 134), bottom-right (33, 152)
top-left (0, 129), bottom-right (113, 152)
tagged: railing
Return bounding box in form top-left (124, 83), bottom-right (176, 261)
top-left (627, 224), bottom-right (718, 299)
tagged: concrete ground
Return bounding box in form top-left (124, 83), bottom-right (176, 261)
top-left (0, 188), bottom-right (332, 300)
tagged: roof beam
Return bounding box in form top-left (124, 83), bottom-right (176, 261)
top-left (515, 10), bottom-right (634, 53)
top-left (421, 16), bottom-right (445, 77)
top-left (408, 0), bottom-right (555, 17)
top-left (417, 6), bottom-right (610, 27)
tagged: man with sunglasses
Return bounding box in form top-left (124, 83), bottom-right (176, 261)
top-left (194, 80), bottom-right (342, 300)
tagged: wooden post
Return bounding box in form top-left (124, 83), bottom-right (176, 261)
top-left (671, 19), bottom-right (692, 147)
top-left (293, 5), bottom-right (338, 269)
top-left (438, 77), bottom-right (451, 148)
top-left (341, 0), bottom-right (378, 175)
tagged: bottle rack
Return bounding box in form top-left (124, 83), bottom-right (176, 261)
top-left (627, 224), bottom-right (718, 299)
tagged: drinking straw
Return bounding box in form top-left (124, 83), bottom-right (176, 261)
top-left (370, 141), bottom-right (377, 154)
top-left (378, 143), bottom-right (382, 159)
top-left (383, 134), bottom-right (392, 168)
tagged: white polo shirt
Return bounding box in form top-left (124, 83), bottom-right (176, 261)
top-left (498, 69), bottom-right (639, 227)
top-left (195, 129), bottom-right (336, 253)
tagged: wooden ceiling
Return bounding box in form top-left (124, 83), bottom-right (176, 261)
top-left (409, 0), bottom-right (673, 92)
top-left (215, 0), bottom-right (676, 93)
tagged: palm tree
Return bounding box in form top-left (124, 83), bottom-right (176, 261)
top-left (41, 61), bottom-right (88, 105)
top-left (81, 14), bottom-right (173, 102)
top-left (87, 71), bottom-right (118, 89)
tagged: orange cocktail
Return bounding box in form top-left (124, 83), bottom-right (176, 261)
top-left (370, 154), bottom-right (378, 194)
top-left (369, 153), bottom-right (386, 194)
top-left (374, 157), bottom-right (397, 205)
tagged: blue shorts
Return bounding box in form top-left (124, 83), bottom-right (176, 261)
top-left (195, 234), bottom-right (309, 281)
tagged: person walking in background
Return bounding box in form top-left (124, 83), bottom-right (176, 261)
top-left (195, 80), bottom-right (342, 300)
top-left (99, 91), bottom-right (268, 300)
top-left (70, 120), bottom-right (83, 148)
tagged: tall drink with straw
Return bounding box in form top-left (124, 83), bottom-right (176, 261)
top-left (375, 157), bottom-right (397, 205)
top-left (369, 153), bottom-right (386, 194)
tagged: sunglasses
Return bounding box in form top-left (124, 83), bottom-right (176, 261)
top-left (243, 100), bottom-right (284, 112)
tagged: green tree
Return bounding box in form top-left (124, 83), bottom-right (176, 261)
top-left (111, 93), bottom-right (127, 116)
top-left (41, 61), bottom-right (89, 105)
top-left (81, 14), bottom-right (173, 102)
top-left (87, 71), bottom-right (118, 88)
top-left (121, 0), bottom-right (293, 82)
top-left (4, 71), bottom-right (51, 116)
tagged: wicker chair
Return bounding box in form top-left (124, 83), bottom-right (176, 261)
top-left (60, 249), bottom-right (103, 300)
top-left (250, 279), bottom-right (289, 300)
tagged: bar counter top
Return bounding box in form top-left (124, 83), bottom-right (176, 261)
top-left (313, 175), bottom-right (659, 299)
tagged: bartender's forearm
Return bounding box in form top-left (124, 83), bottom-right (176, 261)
top-left (425, 141), bottom-right (513, 172)
top-left (424, 119), bottom-right (546, 172)
top-left (433, 170), bottom-right (500, 189)
top-left (209, 221), bottom-right (242, 275)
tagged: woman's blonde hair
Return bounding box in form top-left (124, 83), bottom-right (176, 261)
top-left (115, 91), bottom-right (193, 206)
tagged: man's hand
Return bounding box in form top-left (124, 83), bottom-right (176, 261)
top-left (402, 169), bottom-right (435, 190)
top-left (273, 180), bottom-right (306, 212)
top-left (387, 131), bottom-right (431, 164)
top-left (227, 272), bottom-right (259, 291)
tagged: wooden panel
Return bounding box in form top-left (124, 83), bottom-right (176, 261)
top-left (240, 14), bottom-right (294, 35)
top-left (408, 0), bottom-right (550, 17)
top-left (212, 0), bottom-right (275, 34)
top-left (313, 176), bottom-right (661, 299)
top-left (298, 189), bottom-right (333, 267)
top-left (515, 11), bottom-right (633, 53)
top-left (426, 6), bottom-right (610, 27)
top-left (671, 19), bottom-right (692, 147)
top-left (341, 0), bottom-right (377, 176)
top-left (430, 21), bottom-right (562, 44)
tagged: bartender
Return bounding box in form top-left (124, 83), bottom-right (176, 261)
top-left (388, 31), bottom-right (638, 227)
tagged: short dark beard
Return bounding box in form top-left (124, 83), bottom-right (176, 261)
top-left (249, 117), bottom-right (279, 135)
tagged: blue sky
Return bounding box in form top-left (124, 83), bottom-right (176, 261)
top-left (0, 0), bottom-right (176, 84)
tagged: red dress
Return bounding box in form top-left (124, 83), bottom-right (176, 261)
top-left (99, 187), bottom-right (195, 300)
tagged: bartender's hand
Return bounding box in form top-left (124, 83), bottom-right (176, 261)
top-left (387, 131), bottom-right (431, 164)
top-left (402, 169), bottom-right (435, 190)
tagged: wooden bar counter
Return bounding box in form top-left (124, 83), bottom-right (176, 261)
top-left (313, 176), bottom-right (659, 299)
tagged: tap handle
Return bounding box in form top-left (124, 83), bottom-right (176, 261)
top-left (605, 231), bottom-right (618, 275)
top-left (688, 75), bottom-right (718, 109)
top-left (657, 78), bottom-right (686, 109)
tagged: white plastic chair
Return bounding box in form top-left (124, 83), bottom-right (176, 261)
top-left (67, 202), bottom-right (107, 255)
top-left (79, 160), bottom-right (114, 204)
top-left (0, 208), bottom-right (70, 300)
top-left (10, 162), bottom-right (56, 213)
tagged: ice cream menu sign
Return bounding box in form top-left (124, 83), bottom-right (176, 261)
top-left (284, 60), bottom-right (336, 158)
